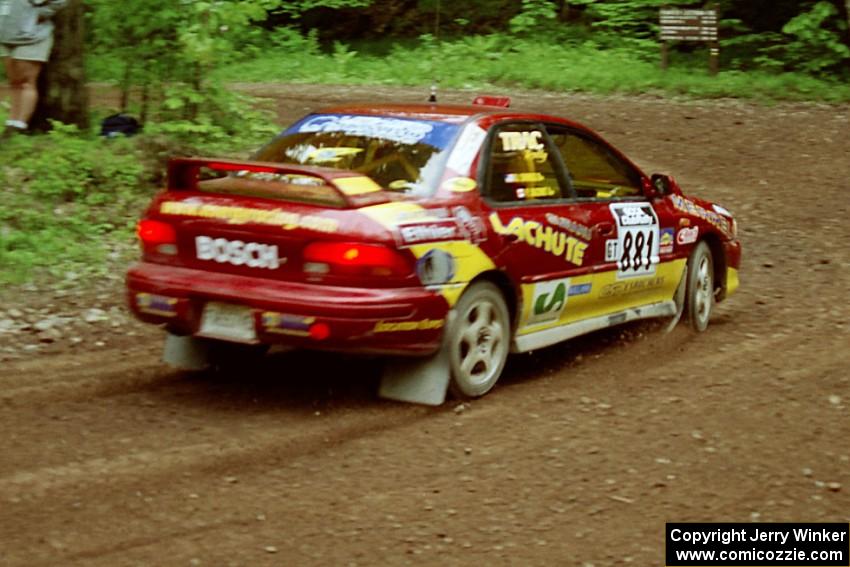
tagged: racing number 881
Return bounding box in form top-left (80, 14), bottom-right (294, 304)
top-left (620, 230), bottom-right (653, 272)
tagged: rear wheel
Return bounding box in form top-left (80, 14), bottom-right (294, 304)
top-left (447, 282), bottom-right (510, 398)
top-left (685, 241), bottom-right (714, 332)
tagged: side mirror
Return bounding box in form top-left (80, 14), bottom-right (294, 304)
top-left (650, 173), bottom-right (682, 197)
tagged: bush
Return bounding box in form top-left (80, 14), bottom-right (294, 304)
top-left (0, 124), bottom-right (150, 283)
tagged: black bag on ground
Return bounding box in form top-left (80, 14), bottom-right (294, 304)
top-left (100, 114), bottom-right (141, 138)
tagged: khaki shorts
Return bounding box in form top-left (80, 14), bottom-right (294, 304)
top-left (0, 35), bottom-right (54, 63)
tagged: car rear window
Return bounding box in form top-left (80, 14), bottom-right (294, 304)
top-left (254, 114), bottom-right (460, 197)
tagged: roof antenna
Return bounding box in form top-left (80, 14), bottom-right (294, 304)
top-left (428, 0), bottom-right (441, 103)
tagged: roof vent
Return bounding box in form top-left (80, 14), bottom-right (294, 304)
top-left (472, 96), bottom-right (511, 108)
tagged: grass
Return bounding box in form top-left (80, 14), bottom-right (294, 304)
top-left (204, 36), bottom-right (850, 103)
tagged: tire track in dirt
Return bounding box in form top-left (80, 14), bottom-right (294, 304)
top-left (1, 85), bottom-right (848, 566)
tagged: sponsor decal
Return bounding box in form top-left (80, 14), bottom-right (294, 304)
top-left (611, 203), bottom-right (656, 227)
top-left (670, 194), bottom-right (731, 235)
top-left (232, 171), bottom-right (324, 186)
top-left (135, 293), bottom-right (177, 317)
top-left (499, 130), bottom-right (545, 152)
top-left (568, 283), bottom-right (592, 296)
top-left (262, 313), bottom-right (315, 337)
top-left (600, 276), bottom-right (665, 298)
top-left (660, 228), bottom-right (675, 254)
top-left (605, 239), bottom-right (619, 262)
top-left (305, 147), bottom-right (363, 164)
top-left (398, 220), bottom-right (461, 245)
top-left (490, 213), bottom-right (588, 266)
top-left (296, 114), bottom-right (436, 145)
top-left (505, 172), bottom-right (544, 184)
top-left (609, 203), bottom-right (660, 279)
top-left (333, 176), bottom-right (383, 196)
top-left (442, 176), bottom-right (478, 193)
top-left (373, 319), bottom-right (444, 333)
top-left (393, 207), bottom-right (449, 223)
top-left (545, 213), bottom-right (593, 241)
top-left (451, 206), bottom-right (487, 243)
top-left (497, 131), bottom-right (548, 162)
top-left (416, 249), bottom-right (456, 286)
top-left (713, 203), bottom-right (732, 216)
top-left (161, 201), bottom-right (339, 233)
top-left (195, 236), bottom-right (282, 270)
top-left (528, 278), bottom-right (569, 326)
top-left (677, 226), bottom-right (699, 245)
top-left (516, 186), bottom-right (556, 200)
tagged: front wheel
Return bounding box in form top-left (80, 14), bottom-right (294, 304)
top-left (447, 281), bottom-right (511, 399)
top-left (685, 241), bottom-right (714, 332)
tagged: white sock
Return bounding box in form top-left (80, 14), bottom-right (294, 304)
top-left (5, 120), bottom-right (27, 129)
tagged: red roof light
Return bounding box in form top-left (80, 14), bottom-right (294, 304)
top-left (473, 96), bottom-right (511, 108)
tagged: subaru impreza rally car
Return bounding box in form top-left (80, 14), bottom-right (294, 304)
top-left (126, 96), bottom-right (741, 404)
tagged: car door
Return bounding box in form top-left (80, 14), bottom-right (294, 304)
top-left (477, 121), bottom-right (602, 336)
top-left (544, 124), bottom-right (684, 319)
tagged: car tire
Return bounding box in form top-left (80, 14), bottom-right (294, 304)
top-left (685, 241), bottom-right (714, 332)
top-left (447, 281), bottom-right (511, 399)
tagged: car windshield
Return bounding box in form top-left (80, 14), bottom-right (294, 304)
top-left (253, 114), bottom-right (460, 197)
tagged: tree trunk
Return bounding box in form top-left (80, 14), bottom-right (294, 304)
top-left (845, 0), bottom-right (850, 42)
top-left (30, 0), bottom-right (89, 132)
top-left (558, 0), bottom-right (570, 22)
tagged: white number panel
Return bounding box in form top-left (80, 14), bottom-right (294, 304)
top-left (609, 203), bottom-right (660, 279)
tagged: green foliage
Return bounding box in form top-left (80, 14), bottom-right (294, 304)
top-left (274, 0), bottom-right (372, 17)
top-left (779, 1), bottom-right (850, 74)
top-left (509, 0), bottom-right (557, 35)
top-left (0, 122), bottom-right (148, 284)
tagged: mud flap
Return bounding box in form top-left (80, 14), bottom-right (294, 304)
top-left (378, 312), bottom-right (455, 406)
top-left (162, 333), bottom-right (211, 370)
top-left (665, 268), bottom-right (688, 334)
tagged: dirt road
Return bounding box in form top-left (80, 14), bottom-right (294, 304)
top-left (1, 85), bottom-right (848, 566)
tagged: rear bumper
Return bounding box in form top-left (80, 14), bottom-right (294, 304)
top-left (126, 262), bottom-right (449, 355)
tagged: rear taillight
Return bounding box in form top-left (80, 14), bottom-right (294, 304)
top-left (303, 242), bottom-right (411, 278)
top-left (137, 219), bottom-right (177, 255)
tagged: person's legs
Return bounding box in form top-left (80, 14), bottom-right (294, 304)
top-left (6, 58), bottom-right (44, 127)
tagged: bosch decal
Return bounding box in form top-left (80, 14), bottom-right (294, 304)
top-left (195, 236), bottom-right (282, 270)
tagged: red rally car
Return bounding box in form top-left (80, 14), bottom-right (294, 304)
top-left (126, 96), bottom-right (741, 405)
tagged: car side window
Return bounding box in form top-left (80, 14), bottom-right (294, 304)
top-left (547, 127), bottom-right (643, 200)
top-left (484, 123), bottom-right (567, 204)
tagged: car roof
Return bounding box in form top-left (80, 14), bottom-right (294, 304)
top-left (315, 102), bottom-right (587, 128)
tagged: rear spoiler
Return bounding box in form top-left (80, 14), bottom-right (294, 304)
top-left (167, 157), bottom-right (391, 209)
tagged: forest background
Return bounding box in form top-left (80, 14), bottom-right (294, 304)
top-left (1, 0), bottom-right (848, 284)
